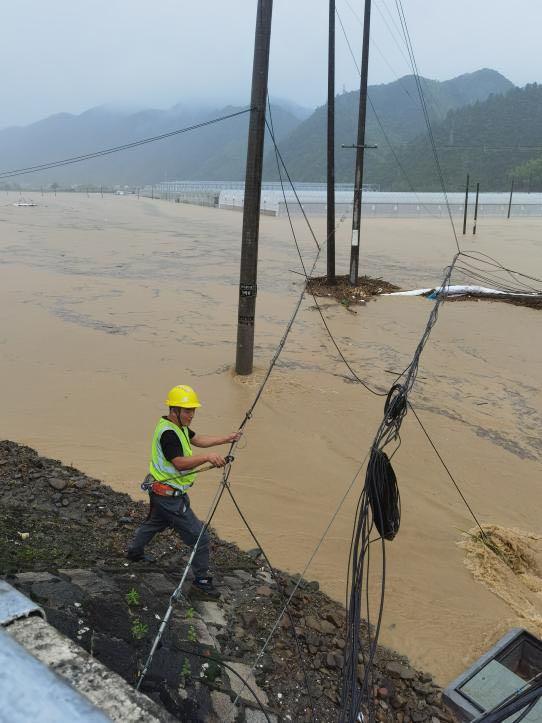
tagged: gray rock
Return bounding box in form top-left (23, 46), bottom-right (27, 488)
top-left (255, 570), bottom-right (273, 585)
top-left (58, 569), bottom-right (118, 596)
top-left (412, 681), bottom-right (432, 696)
top-left (222, 575), bottom-right (243, 590)
top-left (387, 661), bottom-right (416, 680)
top-left (245, 708), bottom-right (277, 723)
top-left (305, 616), bottom-right (335, 635)
top-left (255, 585), bottom-right (273, 598)
top-left (240, 612), bottom-right (258, 629)
top-left (15, 572), bottom-right (57, 585)
top-left (325, 610), bottom-right (344, 628)
top-left (210, 691), bottom-right (236, 722)
top-left (232, 569), bottom-right (252, 582)
top-left (31, 579), bottom-right (81, 608)
top-left (192, 618), bottom-right (215, 647)
top-left (49, 477), bottom-right (68, 491)
top-left (411, 710), bottom-right (428, 722)
top-left (140, 573), bottom-right (175, 595)
top-left (196, 601), bottom-right (227, 627)
top-left (223, 662), bottom-right (268, 707)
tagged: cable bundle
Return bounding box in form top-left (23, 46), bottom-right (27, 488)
top-left (340, 257), bottom-right (458, 721)
top-left (367, 448), bottom-right (400, 542)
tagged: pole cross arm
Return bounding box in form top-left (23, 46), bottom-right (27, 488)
top-left (341, 143), bottom-right (378, 149)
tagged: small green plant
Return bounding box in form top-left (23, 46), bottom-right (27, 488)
top-left (186, 606), bottom-right (195, 619)
top-left (187, 624), bottom-right (197, 643)
top-left (181, 657), bottom-right (191, 678)
top-left (126, 588), bottom-right (140, 606)
top-left (131, 619), bottom-right (148, 640)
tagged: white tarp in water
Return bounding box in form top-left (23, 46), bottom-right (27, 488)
top-left (385, 285), bottom-right (542, 299)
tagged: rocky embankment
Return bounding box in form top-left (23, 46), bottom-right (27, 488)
top-left (0, 440), bottom-right (456, 722)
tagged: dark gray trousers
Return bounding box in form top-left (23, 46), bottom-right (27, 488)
top-left (128, 492), bottom-right (209, 577)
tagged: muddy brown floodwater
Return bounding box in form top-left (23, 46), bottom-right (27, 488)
top-left (1, 191), bottom-right (541, 685)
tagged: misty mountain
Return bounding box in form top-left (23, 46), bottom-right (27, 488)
top-left (0, 102), bottom-right (303, 187)
top-left (0, 69), bottom-right (518, 188)
top-left (265, 68), bottom-right (515, 183)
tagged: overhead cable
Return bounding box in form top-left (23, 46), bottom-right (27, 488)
top-left (0, 108), bottom-right (253, 179)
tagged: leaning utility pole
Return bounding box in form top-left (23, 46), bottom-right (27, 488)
top-left (473, 182), bottom-right (480, 235)
top-left (235, 0), bottom-right (274, 375)
top-left (462, 173), bottom-right (469, 235)
top-left (349, 0), bottom-right (372, 286)
top-left (327, 0), bottom-right (336, 284)
top-left (507, 177), bottom-right (514, 219)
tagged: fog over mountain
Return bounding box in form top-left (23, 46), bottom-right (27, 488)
top-left (1, 68), bottom-right (520, 190)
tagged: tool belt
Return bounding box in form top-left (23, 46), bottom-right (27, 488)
top-left (140, 474), bottom-right (184, 497)
top-left (150, 481), bottom-right (185, 497)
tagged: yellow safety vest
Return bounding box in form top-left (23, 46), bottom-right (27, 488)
top-left (149, 418), bottom-right (196, 492)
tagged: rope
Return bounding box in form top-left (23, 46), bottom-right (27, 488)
top-left (340, 253), bottom-right (460, 720)
top-left (335, 7), bottom-right (442, 219)
top-left (172, 645), bottom-right (273, 723)
top-left (223, 481), bottom-right (316, 722)
top-left (137, 225), bottom-right (323, 699)
top-left (264, 112), bottom-right (387, 398)
top-left (228, 450), bottom-right (371, 714)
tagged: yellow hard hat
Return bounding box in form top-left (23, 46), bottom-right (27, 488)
top-left (165, 385), bottom-right (202, 408)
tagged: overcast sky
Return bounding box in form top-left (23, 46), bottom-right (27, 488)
top-left (1, 0), bottom-right (539, 129)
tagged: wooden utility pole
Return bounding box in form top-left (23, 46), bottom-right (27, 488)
top-left (507, 178), bottom-right (514, 219)
top-left (462, 173), bottom-right (469, 235)
top-left (235, 0), bottom-right (274, 375)
top-left (349, 0), bottom-right (372, 286)
top-left (326, 0), bottom-right (336, 284)
top-left (473, 182), bottom-right (480, 235)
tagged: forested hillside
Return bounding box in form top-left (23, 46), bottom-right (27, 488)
top-left (378, 83), bottom-right (542, 191)
top-left (265, 69), bottom-right (514, 184)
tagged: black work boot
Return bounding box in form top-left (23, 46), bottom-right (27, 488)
top-left (191, 576), bottom-right (220, 600)
top-left (127, 550), bottom-right (156, 564)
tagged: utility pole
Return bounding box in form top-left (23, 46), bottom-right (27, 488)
top-left (473, 182), bottom-right (480, 235)
top-left (235, 0), bottom-right (274, 375)
top-left (507, 178), bottom-right (514, 219)
top-left (462, 173), bottom-right (469, 235)
top-left (326, 0), bottom-right (336, 285)
top-left (349, 0), bottom-right (372, 286)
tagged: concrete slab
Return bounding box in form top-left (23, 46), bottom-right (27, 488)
top-left (8, 616), bottom-right (175, 721)
top-left (0, 579), bottom-right (44, 625)
top-left (0, 628), bottom-right (109, 722)
top-left (58, 569), bottom-right (118, 596)
top-left (196, 601), bottom-right (227, 627)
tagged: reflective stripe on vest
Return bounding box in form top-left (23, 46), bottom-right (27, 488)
top-left (149, 418), bottom-right (196, 492)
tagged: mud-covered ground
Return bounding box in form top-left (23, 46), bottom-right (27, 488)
top-left (1, 440), bottom-right (456, 722)
top-left (306, 275), bottom-right (400, 309)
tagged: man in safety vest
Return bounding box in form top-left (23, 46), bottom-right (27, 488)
top-left (127, 384), bottom-right (241, 599)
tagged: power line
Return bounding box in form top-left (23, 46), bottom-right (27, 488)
top-left (264, 108), bottom-right (386, 397)
top-left (0, 108), bottom-right (253, 179)
top-left (138, 207), bottom-right (323, 698)
top-left (335, 7), bottom-right (442, 218)
top-left (393, 0), bottom-right (461, 253)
